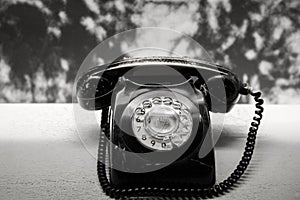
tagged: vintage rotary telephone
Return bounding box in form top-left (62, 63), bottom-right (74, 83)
top-left (76, 56), bottom-right (264, 199)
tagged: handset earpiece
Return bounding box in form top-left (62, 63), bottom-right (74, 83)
top-left (76, 66), bottom-right (125, 110)
top-left (205, 73), bottom-right (242, 113)
top-left (77, 76), bottom-right (114, 110)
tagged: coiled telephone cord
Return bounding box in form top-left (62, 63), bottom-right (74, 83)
top-left (97, 91), bottom-right (264, 199)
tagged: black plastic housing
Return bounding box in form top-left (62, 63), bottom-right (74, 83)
top-left (109, 78), bottom-right (215, 188)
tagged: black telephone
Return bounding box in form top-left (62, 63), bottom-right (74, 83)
top-left (76, 56), bottom-right (264, 199)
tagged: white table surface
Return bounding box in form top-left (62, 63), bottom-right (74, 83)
top-left (0, 104), bottom-right (299, 200)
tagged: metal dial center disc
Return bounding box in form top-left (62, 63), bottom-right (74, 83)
top-left (145, 106), bottom-right (179, 137)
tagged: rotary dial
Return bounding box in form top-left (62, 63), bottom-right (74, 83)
top-left (132, 96), bottom-right (193, 151)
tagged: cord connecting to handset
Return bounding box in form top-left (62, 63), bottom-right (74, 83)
top-left (239, 83), bottom-right (254, 95)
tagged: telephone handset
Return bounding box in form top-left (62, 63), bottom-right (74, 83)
top-left (77, 57), bottom-right (241, 112)
top-left (76, 56), bottom-right (264, 199)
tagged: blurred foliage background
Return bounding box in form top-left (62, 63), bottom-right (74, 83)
top-left (0, 0), bottom-right (299, 103)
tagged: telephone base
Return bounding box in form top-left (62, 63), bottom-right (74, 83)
top-left (110, 149), bottom-right (215, 189)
